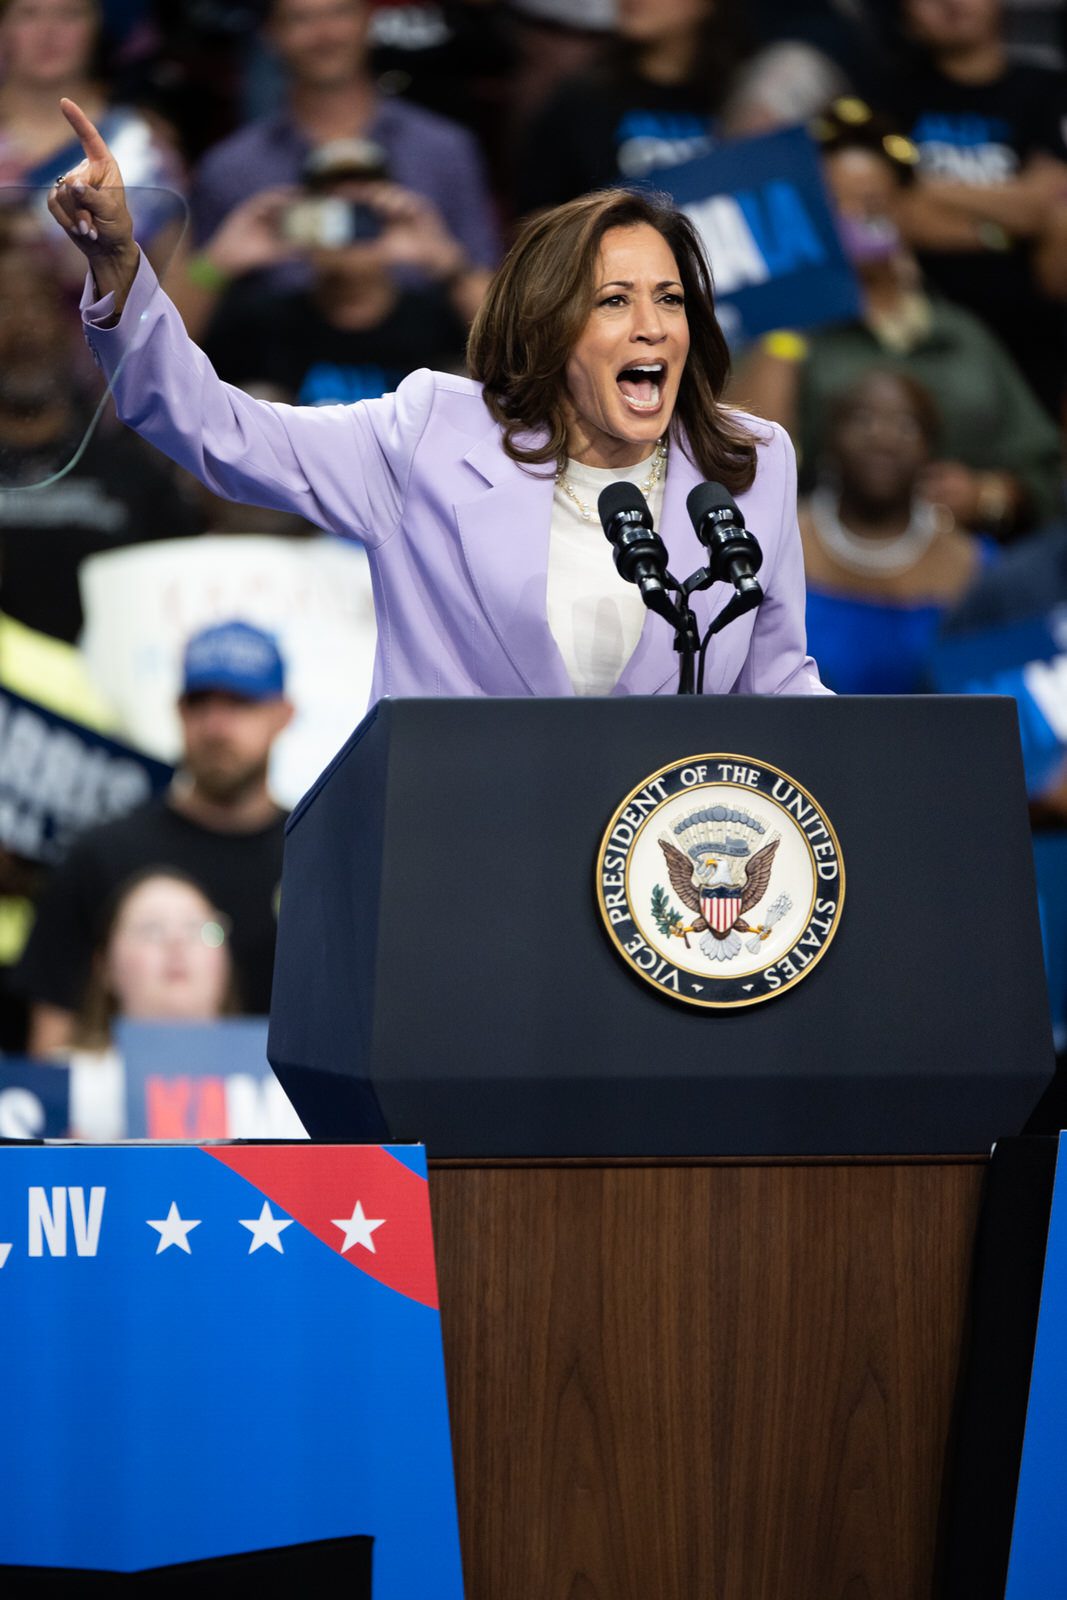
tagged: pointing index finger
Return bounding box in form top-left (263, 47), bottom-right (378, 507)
top-left (58, 97), bottom-right (111, 164)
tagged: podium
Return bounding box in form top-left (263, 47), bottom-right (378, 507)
top-left (265, 695), bottom-right (1055, 1597)
top-left (269, 695), bottom-right (1052, 1157)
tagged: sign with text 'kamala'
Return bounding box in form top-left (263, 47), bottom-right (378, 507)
top-left (0, 686), bottom-right (172, 864)
top-left (644, 125), bottom-right (861, 346)
top-left (118, 1018), bottom-right (307, 1140)
top-left (0, 1143), bottom-right (464, 1595)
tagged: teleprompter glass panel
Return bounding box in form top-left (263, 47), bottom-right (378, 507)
top-left (0, 187), bottom-right (187, 490)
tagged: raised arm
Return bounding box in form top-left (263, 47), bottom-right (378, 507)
top-left (45, 100), bottom-right (426, 547)
top-left (47, 98), bottom-right (141, 317)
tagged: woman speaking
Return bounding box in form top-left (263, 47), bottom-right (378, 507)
top-left (49, 100), bottom-right (824, 702)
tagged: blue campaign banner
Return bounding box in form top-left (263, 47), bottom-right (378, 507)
top-left (118, 1017), bottom-right (306, 1139)
top-left (1005, 1130), bottom-right (1067, 1597)
top-left (930, 617), bottom-right (1067, 797)
top-left (0, 1142), bottom-right (464, 1594)
top-left (0, 686), bottom-right (172, 865)
top-left (0, 1059), bottom-right (70, 1138)
top-left (642, 125), bottom-right (862, 345)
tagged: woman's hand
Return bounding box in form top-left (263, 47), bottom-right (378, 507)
top-left (45, 98), bottom-right (140, 312)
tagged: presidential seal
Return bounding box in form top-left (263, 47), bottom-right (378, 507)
top-left (596, 754), bottom-right (844, 1008)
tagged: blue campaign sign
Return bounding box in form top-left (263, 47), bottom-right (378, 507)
top-left (0, 1142), bottom-right (464, 1595)
top-left (0, 1059), bottom-right (70, 1138)
top-left (642, 125), bottom-right (861, 345)
top-left (930, 616), bottom-right (1067, 797)
top-left (1006, 1131), bottom-right (1067, 1597)
top-left (0, 686), bottom-right (172, 865)
top-left (118, 1018), bottom-right (306, 1139)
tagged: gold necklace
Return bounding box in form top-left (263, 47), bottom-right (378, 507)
top-left (555, 438), bottom-right (667, 522)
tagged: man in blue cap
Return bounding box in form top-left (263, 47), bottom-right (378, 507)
top-left (20, 621), bottom-right (293, 1055)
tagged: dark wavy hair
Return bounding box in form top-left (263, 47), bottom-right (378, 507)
top-left (467, 188), bottom-right (757, 494)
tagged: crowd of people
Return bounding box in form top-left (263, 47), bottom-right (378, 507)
top-left (2, 0), bottom-right (1067, 1068)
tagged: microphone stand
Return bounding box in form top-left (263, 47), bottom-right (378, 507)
top-left (681, 568), bottom-right (764, 695)
top-left (636, 565), bottom-right (759, 695)
top-left (672, 598), bottom-right (701, 696)
top-left (646, 566), bottom-right (701, 695)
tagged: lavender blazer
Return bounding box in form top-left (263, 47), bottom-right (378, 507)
top-left (83, 256), bottom-right (825, 702)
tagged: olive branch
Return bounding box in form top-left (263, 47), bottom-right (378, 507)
top-left (651, 883), bottom-right (687, 941)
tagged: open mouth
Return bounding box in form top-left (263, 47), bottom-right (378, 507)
top-left (617, 362), bottom-right (666, 411)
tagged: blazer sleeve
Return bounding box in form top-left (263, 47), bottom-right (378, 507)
top-left (80, 251), bottom-right (434, 549)
top-left (734, 422), bottom-right (830, 697)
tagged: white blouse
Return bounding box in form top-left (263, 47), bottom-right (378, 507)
top-left (546, 453), bottom-right (667, 696)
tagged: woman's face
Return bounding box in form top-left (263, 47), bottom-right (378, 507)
top-left (831, 372), bottom-right (930, 506)
top-left (103, 877), bottom-right (231, 1024)
top-left (564, 223), bottom-right (691, 469)
top-left (0, 0), bottom-right (98, 89)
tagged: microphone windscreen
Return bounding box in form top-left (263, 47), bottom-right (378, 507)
top-left (686, 480), bottom-right (743, 525)
top-left (598, 480), bottom-right (651, 531)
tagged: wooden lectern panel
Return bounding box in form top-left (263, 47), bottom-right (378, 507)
top-left (430, 1156), bottom-right (985, 1600)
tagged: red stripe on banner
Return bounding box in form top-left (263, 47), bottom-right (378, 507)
top-left (203, 1144), bottom-right (440, 1308)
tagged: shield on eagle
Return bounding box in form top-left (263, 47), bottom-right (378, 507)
top-left (700, 886), bottom-right (743, 933)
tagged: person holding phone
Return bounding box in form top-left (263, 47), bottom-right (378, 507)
top-left (167, 142), bottom-right (471, 405)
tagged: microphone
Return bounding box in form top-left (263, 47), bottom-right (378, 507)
top-left (685, 481), bottom-right (764, 606)
top-left (597, 481), bottom-right (677, 624)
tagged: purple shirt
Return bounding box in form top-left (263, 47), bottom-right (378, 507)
top-left (190, 97), bottom-right (500, 271)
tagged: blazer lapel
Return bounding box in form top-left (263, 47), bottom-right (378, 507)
top-left (455, 428), bottom-right (574, 697)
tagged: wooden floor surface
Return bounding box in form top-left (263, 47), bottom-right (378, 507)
top-left (430, 1157), bottom-right (986, 1600)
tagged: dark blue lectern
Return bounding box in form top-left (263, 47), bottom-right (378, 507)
top-left (268, 696), bottom-right (1053, 1157)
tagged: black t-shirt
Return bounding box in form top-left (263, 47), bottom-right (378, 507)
top-left (515, 68), bottom-right (720, 217)
top-left (205, 286), bottom-right (468, 407)
top-left (17, 797), bottom-right (287, 1016)
top-left (871, 59), bottom-right (1067, 413)
top-left (0, 423), bottom-right (204, 644)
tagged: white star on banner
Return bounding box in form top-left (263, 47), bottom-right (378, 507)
top-left (239, 1201), bottom-right (294, 1255)
top-left (331, 1201), bottom-right (385, 1255)
top-left (0, 1243), bottom-right (10, 1269)
top-left (147, 1202), bottom-right (201, 1254)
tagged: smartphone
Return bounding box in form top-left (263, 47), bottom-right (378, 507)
top-left (279, 197), bottom-right (383, 249)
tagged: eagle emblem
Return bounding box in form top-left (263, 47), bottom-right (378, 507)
top-left (656, 804), bottom-right (788, 963)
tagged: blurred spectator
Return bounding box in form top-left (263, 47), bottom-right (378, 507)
top-left (800, 368), bottom-right (996, 692)
top-left (0, 0), bottom-right (185, 258)
top-left (867, 0), bottom-right (1067, 417)
top-left (732, 102), bottom-right (1064, 536)
top-left (64, 867), bottom-right (237, 1139)
top-left (505, 0), bottom-right (616, 149)
top-left (18, 619), bottom-right (291, 1054)
top-left (201, 172), bottom-right (470, 401)
top-left (188, 0), bottom-right (499, 300)
top-left (514, 0), bottom-right (747, 215)
top-left (0, 240), bottom-right (204, 642)
top-left (172, 141), bottom-right (472, 378)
